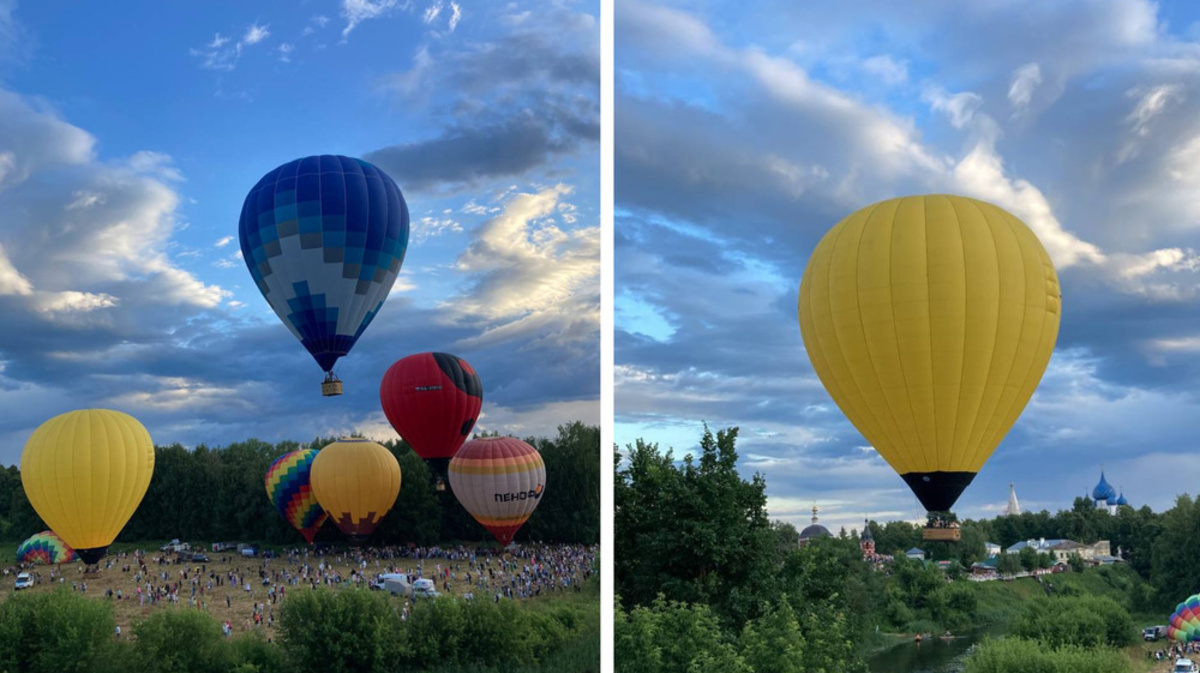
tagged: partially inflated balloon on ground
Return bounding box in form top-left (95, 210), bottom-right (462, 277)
top-left (21, 410), bottom-right (155, 564)
top-left (448, 437), bottom-right (546, 545)
top-left (16, 531), bottom-right (77, 565)
top-left (1169, 596), bottom-right (1200, 641)
top-left (265, 449), bottom-right (328, 544)
top-left (380, 352), bottom-right (483, 485)
top-left (239, 155), bottom-right (410, 396)
top-left (798, 195), bottom-right (1061, 513)
top-left (310, 438), bottom-right (401, 543)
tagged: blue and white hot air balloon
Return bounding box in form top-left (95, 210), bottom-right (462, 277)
top-left (239, 155), bottom-right (410, 395)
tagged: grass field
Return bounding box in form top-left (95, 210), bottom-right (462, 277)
top-left (0, 540), bottom-right (596, 641)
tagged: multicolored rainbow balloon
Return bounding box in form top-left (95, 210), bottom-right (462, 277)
top-left (265, 449), bottom-right (328, 544)
top-left (16, 530), bottom-right (78, 565)
top-left (1168, 595), bottom-right (1200, 642)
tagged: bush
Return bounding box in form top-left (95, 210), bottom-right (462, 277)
top-left (229, 631), bottom-right (285, 673)
top-left (278, 588), bottom-right (402, 673)
top-left (965, 637), bottom-right (1130, 673)
top-left (0, 588), bottom-right (118, 673)
top-left (1013, 594), bottom-right (1135, 649)
top-left (131, 608), bottom-right (231, 673)
top-left (614, 597), bottom-right (746, 673)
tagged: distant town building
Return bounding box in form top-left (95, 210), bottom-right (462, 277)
top-left (860, 519), bottom-right (875, 558)
top-left (984, 542), bottom-right (1002, 556)
top-left (906, 548), bottom-right (926, 561)
top-left (1090, 469), bottom-right (1132, 514)
top-left (798, 505), bottom-right (832, 547)
top-left (1006, 483), bottom-right (1020, 516)
top-left (1005, 538), bottom-right (1113, 563)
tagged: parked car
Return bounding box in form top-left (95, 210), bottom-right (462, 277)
top-left (413, 578), bottom-right (440, 598)
top-left (1145, 625), bottom-right (1168, 641)
top-left (159, 539), bottom-right (190, 553)
top-left (1175, 658), bottom-right (1199, 673)
top-left (190, 553), bottom-right (210, 563)
top-left (14, 573), bottom-right (33, 590)
top-left (240, 547), bottom-right (257, 557)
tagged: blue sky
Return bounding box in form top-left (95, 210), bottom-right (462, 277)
top-left (0, 0), bottom-right (599, 463)
top-left (615, 0), bottom-right (1200, 534)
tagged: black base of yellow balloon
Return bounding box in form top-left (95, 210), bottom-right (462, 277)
top-left (76, 547), bottom-right (107, 565)
top-left (902, 471), bottom-right (976, 513)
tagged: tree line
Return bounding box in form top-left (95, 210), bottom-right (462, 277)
top-left (857, 491), bottom-right (1197, 612)
top-left (614, 425), bottom-right (1177, 672)
top-left (0, 421), bottom-right (600, 548)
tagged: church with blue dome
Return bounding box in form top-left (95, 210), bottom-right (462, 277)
top-left (1090, 470), bottom-right (1131, 514)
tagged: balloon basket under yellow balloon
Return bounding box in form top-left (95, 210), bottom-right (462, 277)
top-left (922, 528), bottom-right (961, 542)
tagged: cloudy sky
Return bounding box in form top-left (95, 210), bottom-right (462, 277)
top-left (614, 0), bottom-right (1200, 534)
top-left (0, 0), bottom-right (599, 464)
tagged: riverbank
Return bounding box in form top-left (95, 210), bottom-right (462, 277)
top-left (859, 564), bottom-right (1153, 663)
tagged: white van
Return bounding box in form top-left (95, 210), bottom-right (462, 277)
top-left (373, 573), bottom-right (413, 596)
top-left (1174, 658), bottom-right (1198, 673)
top-left (14, 573), bottom-right (33, 590)
top-left (413, 578), bottom-right (440, 598)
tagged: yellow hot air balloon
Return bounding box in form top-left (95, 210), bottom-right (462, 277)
top-left (798, 195), bottom-right (1061, 514)
top-left (310, 438), bottom-right (401, 542)
top-left (20, 409), bottom-right (155, 565)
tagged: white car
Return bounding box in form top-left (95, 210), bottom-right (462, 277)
top-left (1174, 658), bottom-right (1198, 673)
top-left (14, 573), bottom-right (33, 590)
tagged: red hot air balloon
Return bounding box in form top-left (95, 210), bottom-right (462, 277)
top-left (380, 352), bottom-right (482, 489)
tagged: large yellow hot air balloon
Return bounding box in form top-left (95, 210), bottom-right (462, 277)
top-left (798, 195), bottom-right (1061, 514)
top-left (310, 438), bottom-right (401, 542)
top-left (21, 409), bottom-right (155, 565)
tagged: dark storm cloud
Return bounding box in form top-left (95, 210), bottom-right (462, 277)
top-left (367, 108), bottom-right (598, 193)
top-left (368, 5), bottom-right (599, 194)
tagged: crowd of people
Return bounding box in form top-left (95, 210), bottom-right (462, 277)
top-left (1149, 639), bottom-right (1200, 664)
top-left (5, 542), bottom-right (598, 635)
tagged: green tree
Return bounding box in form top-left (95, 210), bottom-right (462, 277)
top-left (615, 426), bottom-right (775, 624)
top-left (0, 588), bottom-right (118, 673)
top-left (132, 609), bottom-right (232, 673)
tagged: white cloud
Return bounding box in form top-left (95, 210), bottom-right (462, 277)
top-left (924, 87), bottom-right (983, 130)
top-left (861, 55), bottom-right (907, 85)
top-left (215, 236), bottom-right (233, 248)
top-left (0, 243), bottom-right (32, 296)
top-left (192, 22), bottom-right (275, 70)
top-left (448, 185), bottom-right (598, 349)
top-left (448, 2), bottom-right (462, 32)
top-left (342, 0), bottom-right (406, 38)
top-left (423, 1), bottom-right (443, 24)
top-left (1008, 62), bottom-right (1042, 110)
top-left (412, 216), bottom-right (463, 243)
top-left (242, 23), bottom-right (270, 46)
top-left (278, 43), bottom-right (293, 63)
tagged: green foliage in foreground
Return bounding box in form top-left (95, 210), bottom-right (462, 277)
top-left (614, 596), bottom-right (866, 673)
top-left (965, 637), bottom-right (1131, 673)
top-left (0, 585), bottom-right (599, 673)
top-left (1012, 594), bottom-right (1135, 650)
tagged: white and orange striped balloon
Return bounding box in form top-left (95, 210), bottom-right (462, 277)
top-left (448, 436), bottom-right (545, 545)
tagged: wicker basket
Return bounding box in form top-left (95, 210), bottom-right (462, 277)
top-left (922, 527), bottom-right (961, 542)
top-left (321, 380), bottom-right (344, 397)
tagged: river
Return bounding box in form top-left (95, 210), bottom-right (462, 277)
top-left (867, 630), bottom-right (991, 673)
